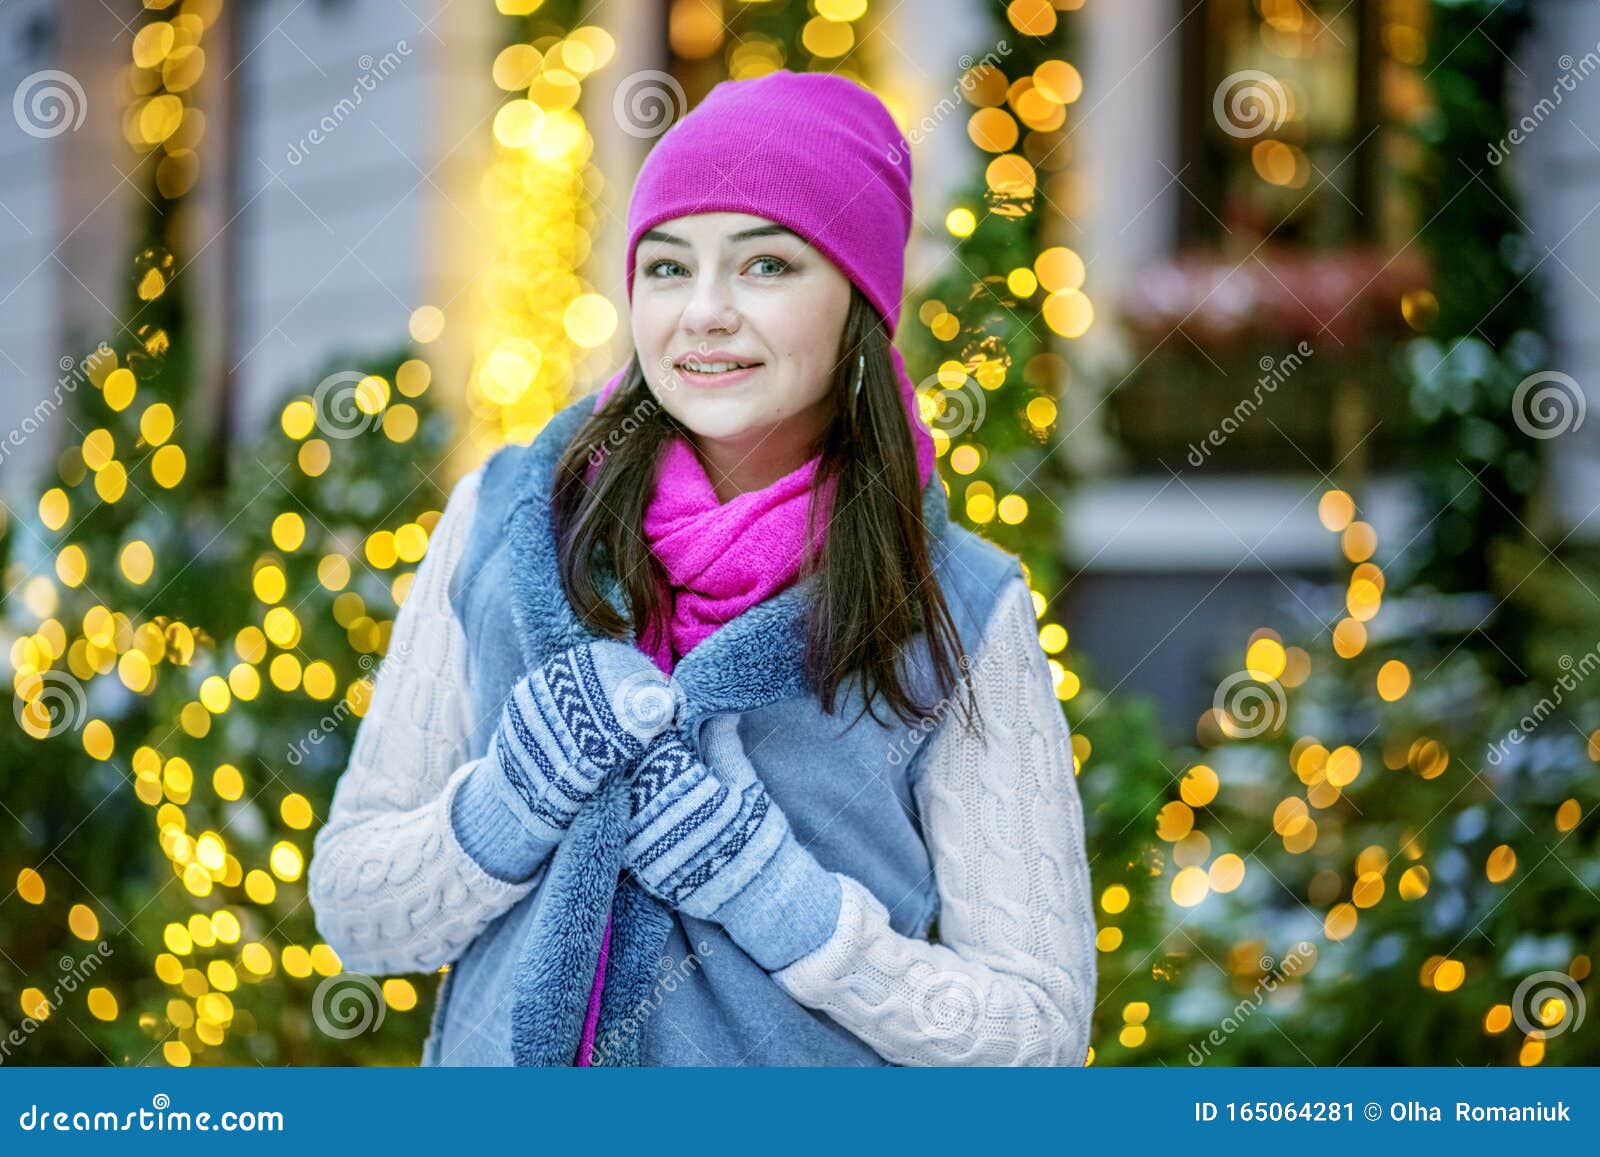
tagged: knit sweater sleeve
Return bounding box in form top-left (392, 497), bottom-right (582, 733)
top-left (308, 465), bottom-right (551, 976)
top-left (770, 576), bottom-right (1097, 1065)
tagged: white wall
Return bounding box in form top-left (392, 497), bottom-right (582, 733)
top-left (230, 0), bottom-right (497, 441)
top-left (1520, 0), bottom-right (1600, 540)
top-left (0, 0), bottom-right (78, 506)
top-left (880, 0), bottom-right (993, 297)
top-left (1077, 0), bottom-right (1183, 311)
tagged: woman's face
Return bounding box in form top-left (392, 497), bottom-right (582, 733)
top-left (630, 211), bottom-right (853, 472)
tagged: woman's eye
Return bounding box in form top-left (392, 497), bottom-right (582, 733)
top-left (748, 256), bottom-right (790, 277)
top-left (644, 259), bottom-right (686, 278)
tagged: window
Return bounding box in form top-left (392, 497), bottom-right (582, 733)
top-left (1110, 0), bottom-right (1431, 473)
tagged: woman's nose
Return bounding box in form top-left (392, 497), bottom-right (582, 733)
top-left (680, 273), bottom-right (739, 334)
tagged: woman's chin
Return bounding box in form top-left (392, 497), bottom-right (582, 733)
top-left (669, 399), bottom-right (767, 442)
top-left (679, 420), bottom-right (764, 449)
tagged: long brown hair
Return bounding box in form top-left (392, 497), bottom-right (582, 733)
top-left (550, 286), bottom-right (980, 737)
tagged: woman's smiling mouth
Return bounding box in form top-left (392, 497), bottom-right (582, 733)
top-left (673, 355), bottom-right (765, 386)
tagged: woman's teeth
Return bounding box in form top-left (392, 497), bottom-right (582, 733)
top-left (681, 361), bottom-right (756, 373)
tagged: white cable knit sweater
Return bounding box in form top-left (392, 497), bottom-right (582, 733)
top-left (309, 466), bottom-right (1096, 1066)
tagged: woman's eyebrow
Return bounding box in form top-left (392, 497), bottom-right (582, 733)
top-left (728, 224), bottom-right (803, 243)
top-left (637, 224), bottom-right (804, 248)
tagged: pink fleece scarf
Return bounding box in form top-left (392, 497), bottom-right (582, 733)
top-left (571, 347), bottom-right (935, 1064)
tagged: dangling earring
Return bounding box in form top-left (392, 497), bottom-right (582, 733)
top-left (852, 353), bottom-right (865, 406)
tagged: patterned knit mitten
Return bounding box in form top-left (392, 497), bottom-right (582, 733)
top-left (623, 715), bottom-right (841, 971)
top-left (494, 639), bottom-right (685, 838)
top-left (454, 640), bottom-right (685, 883)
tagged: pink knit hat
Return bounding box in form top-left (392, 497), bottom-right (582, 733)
top-left (624, 69), bottom-right (914, 336)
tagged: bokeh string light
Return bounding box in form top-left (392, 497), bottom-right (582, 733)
top-left (899, 0), bottom-right (1118, 1057)
top-left (13, 0), bottom-right (245, 1065)
top-left (914, 3), bottom-right (1088, 708)
top-left (468, 3), bottom-right (617, 449)
top-left (9, 0), bottom-right (459, 1065)
top-left (1180, 484), bottom-right (1594, 1066)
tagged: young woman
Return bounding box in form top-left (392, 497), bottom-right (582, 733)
top-left (309, 69), bottom-right (1096, 1067)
